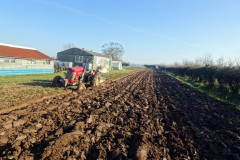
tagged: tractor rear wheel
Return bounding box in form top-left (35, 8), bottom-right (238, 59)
top-left (93, 75), bottom-right (100, 86)
top-left (52, 76), bottom-right (62, 87)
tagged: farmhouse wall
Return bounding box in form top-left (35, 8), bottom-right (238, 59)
top-left (54, 60), bottom-right (73, 68)
top-left (0, 57), bottom-right (54, 68)
top-left (0, 57), bottom-right (54, 76)
top-left (93, 56), bottom-right (111, 70)
top-left (57, 54), bottom-right (76, 63)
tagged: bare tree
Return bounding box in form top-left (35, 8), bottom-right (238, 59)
top-left (173, 61), bottom-right (181, 67)
top-left (194, 57), bottom-right (204, 67)
top-left (216, 57), bottom-right (225, 68)
top-left (182, 59), bottom-right (194, 67)
top-left (202, 54), bottom-right (214, 67)
top-left (236, 55), bottom-right (240, 68)
top-left (101, 42), bottom-right (125, 61)
top-left (227, 58), bottom-right (235, 68)
top-left (63, 43), bottom-right (75, 50)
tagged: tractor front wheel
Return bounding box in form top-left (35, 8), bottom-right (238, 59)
top-left (52, 76), bottom-right (63, 87)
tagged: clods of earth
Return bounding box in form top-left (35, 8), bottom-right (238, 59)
top-left (0, 69), bottom-right (240, 159)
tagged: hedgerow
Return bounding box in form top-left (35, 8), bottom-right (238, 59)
top-left (159, 66), bottom-right (240, 95)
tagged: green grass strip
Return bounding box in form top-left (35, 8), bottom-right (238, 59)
top-left (0, 72), bottom-right (65, 84)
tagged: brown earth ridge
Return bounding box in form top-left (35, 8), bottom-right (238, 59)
top-left (0, 69), bottom-right (239, 159)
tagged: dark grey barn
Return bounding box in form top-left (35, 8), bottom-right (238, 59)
top-left (57, 48), bottom-right (112, 72)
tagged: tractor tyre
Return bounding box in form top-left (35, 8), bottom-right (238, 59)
top-left (52, 76), bottom-right (63, 87)
top-left (77, 82), bottom-right (86, 91)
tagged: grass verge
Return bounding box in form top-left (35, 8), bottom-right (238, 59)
top-left (166, 72), bottom-right (240, 110)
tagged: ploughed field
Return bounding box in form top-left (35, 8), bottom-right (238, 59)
top-left (0, 69), bottom-right (240, 159)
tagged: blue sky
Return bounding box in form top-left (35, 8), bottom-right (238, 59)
top-left (0, 0), bottom-right (240, 64)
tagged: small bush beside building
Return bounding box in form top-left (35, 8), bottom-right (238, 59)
top-left (0, 43), bottom-right (54, 76)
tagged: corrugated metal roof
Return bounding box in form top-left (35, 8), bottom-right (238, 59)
top-left (0, 43), bottom-right (54, 60)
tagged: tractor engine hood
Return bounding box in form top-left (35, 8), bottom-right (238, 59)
top-left (66, 66), bottom-right (84, 83)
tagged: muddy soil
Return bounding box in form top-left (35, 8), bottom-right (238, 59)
top-left (0, 69), bottom-right (239, 160)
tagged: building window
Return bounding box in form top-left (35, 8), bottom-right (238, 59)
top-left (10, 59), bottom-right (15, 63)
top-left (4, 58), bottom-right (10, 62)
top-left (27, 59), bottom-right (36, 64)
top-left (75, 56), bottom-right (83, 62)
top-left (4, 58), bottom-right (15, 63)
top-left (46, 60), bottom-right (50, 64)
top-left (97, 57), bottom-right (101, 65)
top-left (31, 59), bottom-right (36, 64)
top-left (107, 59), bottom-right (110, 65)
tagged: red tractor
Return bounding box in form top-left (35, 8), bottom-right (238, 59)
top-left (52, 66), bottom-right (101, 90)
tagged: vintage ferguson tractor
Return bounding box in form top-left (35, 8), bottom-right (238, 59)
top-left (52, 66), bottom-right (102, 90)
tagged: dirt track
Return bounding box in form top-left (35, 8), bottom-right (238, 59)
top-left (0, 69), bottom-right (240, 160)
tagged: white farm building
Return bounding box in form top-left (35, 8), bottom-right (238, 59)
top-left (0, 43), bottom-right (54, 76)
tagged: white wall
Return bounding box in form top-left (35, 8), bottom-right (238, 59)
top-left (0, 57), bottom-right (54, 68)
top-left (112, 61), bottom-right (122, 70)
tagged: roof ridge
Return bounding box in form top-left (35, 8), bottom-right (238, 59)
top-left (81, 49), bottom-right (111, 57)
top-left (82, 48), bottom-right (101, 54)
top-left (0, 43), bottom-right (36, 50)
